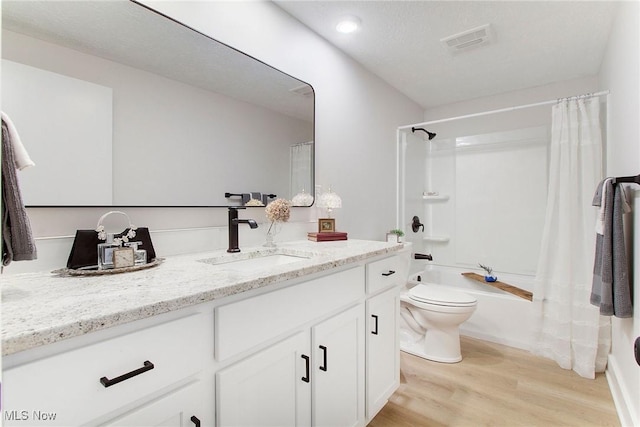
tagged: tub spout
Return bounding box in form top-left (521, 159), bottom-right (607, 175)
top-left (414, 253), bottom-right (433, 261)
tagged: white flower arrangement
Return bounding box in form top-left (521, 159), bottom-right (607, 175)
top-left (96, 224), bottom-right (137, 245)
top-left (265, 198), bottom-right (291, 234)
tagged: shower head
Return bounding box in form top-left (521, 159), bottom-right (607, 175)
top-left (411, 127), bottom-right (436, 140)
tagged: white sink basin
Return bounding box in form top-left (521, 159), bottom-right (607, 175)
top-left (198, 252), bottom-right (311, 272)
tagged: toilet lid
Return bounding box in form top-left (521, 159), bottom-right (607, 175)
top-left (409, 284), bottom-right (477, 307)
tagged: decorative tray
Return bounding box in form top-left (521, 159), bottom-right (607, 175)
top-left (52, 258), bottom-right (164, 277)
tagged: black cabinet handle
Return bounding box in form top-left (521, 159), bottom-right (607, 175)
top-left (301, 354), bottom-right (310, 383)
top-left (100, 360), bottom-right (154, 388)
top-left (190, 416), bottom-right (201, 427)
top-left (381, 270), bottom-right (396, 277)
top-left (319, 345), bottom-right (328, 371)
top-left (372, 314), bottom-right (379, 335)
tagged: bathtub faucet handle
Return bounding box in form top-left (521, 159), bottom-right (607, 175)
top-left (411, 216), bottom-right (424, 232)
top-left (414, 253), bottom-right (433, 261)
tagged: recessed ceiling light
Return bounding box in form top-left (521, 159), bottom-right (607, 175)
top-left (336, 15), bottom-right (361, 34)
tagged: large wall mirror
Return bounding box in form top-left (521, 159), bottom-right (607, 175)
top-left (1, 0), bottom-right (315, 207)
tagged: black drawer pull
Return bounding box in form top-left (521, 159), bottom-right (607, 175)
top-left (301, 354), bottom-right (310, 383)
top-left (319, 345), bottom-right (328, 371)
top-left (100, 360), bottom-right (154, 388)
top-left (381, 270), bottom-right (396, 277)
top-left (190, 416), bottom-right (201, 427)
top-left (372, 314), bottom-right (379, 335)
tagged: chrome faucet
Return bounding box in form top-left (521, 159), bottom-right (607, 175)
top-left (227, 207), bottom-right (258, 253)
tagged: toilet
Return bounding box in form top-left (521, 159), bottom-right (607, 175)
top-left (400, 283), bottom-right (477, 363)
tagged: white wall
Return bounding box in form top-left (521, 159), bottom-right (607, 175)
top-left (599, 1), bottom-right (640, 425)
top-left (138, 1), bottom-right (424, 238)
top-left (4, 1), bottom-right (422, 274)
top-left (423, 76), bottom-right (599, 123)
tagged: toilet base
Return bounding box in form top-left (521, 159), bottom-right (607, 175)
top-left (399, 328), bottom-right (463, 363)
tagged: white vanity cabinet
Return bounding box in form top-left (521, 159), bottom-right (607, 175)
top-left (216, 305), bottom-right (365, 427)
top-left (2, 313), bottom-right (213, 427)
top-left (365, 255), bottom-right (405, 419)
top-left (2, 245), bottom-right (407, 427)
top-left (215, 266), bottom-right (366, 427)
top-left (215, 253), bottom-right (405, 427)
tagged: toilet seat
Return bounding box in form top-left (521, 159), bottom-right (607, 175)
top-left (409, 284), bottom-right (477, 307)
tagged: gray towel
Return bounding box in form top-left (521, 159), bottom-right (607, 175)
top-left (591, 178), bottom-right (632, 317)
top-left (2, 120), bottom-right (37, 266)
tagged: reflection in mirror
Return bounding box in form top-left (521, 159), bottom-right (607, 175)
top-left (1, 0), bottom-right (314, 207)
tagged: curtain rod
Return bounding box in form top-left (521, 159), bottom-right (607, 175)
top-left (399, 90), bottom-right (610, 130)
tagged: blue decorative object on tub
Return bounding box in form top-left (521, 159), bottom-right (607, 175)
top-left (478, 263), bottom-right (496, 282)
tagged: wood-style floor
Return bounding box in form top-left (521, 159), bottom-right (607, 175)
top-left (368, 336), bottom-right (620, 427)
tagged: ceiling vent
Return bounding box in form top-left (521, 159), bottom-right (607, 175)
top-left (441, 24), bottom-right (494, 54)
top-left (289, 84), bottom-right (314, 98)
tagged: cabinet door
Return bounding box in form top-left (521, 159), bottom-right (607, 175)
top-left (216, 331), bottom-right (311, 427)
top-left (102, 380), bottom-right (210, 427)
top-left (366, 287), bottom-right (400, 420)
top-left (312, 305), bottom-right (365, 427)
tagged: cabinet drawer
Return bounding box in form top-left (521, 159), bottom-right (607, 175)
top-left (366, 256), bottom-right (404, 294)
top-left (216, 266), bottom-right (364, 361)
top-left (102, 379), bottom-right (210, 427)
top-left (3, 314), bottom-right (207, 426)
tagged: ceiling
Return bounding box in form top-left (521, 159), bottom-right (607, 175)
top-left (274, 1), bottom-right (620, 110)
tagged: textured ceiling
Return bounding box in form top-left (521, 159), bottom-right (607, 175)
top-left (274, 0), bottom-right (620, 109)
top-left (3, 1), bottom-right (620, 114)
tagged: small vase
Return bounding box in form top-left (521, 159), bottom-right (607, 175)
top-left (264, 233), bottom-right (275, 247)
top-left (485, 275), bottom-right (498, 282)
top-left (264, 222), bottom-right (280, 247)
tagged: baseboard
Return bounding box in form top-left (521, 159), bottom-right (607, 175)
top-left (606, 356), bottom-right (636, 427)
top-left (460, 329), bottom-right (532, 352)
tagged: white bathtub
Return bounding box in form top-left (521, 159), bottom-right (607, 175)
top-left (406, 265), bottom-right (535, 351)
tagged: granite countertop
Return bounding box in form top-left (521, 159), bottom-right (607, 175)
top-left (1, 239), bottom-right (403, 356)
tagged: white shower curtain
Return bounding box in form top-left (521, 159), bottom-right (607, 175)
top-left (533, 96), bottom-right (611, 379)
top-left (290, 142), bottom-right (313, 198)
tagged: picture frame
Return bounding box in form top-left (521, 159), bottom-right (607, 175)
top-left (318, 218), bottom-right (336, 233)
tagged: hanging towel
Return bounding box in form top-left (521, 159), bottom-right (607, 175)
top-left (2, 121), bottom-right (37, 266)
top-left (591, 178), bottom-right (632, 317)
top-left (593, 177), bottom-right (612, 235)
top-left (1, 112), bottom-right (35, 170)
